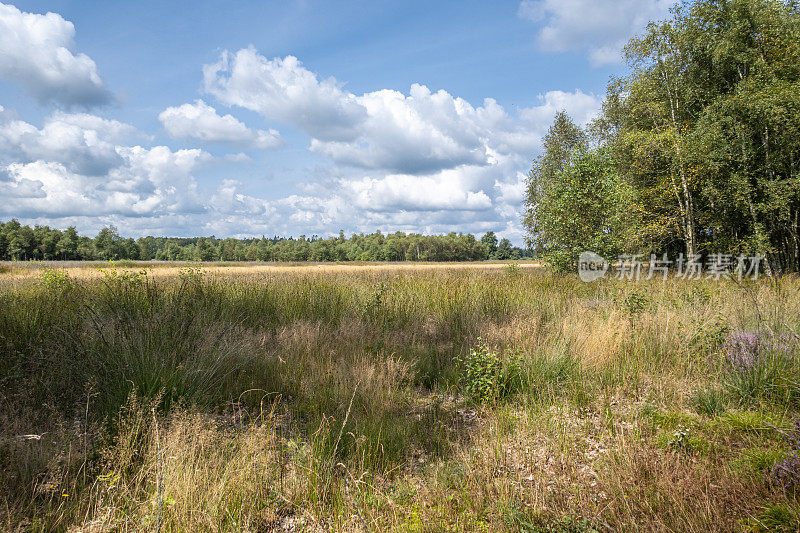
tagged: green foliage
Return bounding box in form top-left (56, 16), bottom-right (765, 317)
top-left (38, 267), bottom-right (72, 291)
top-left (525, 0), bottom-right (800, 272)
top-left (509, 514), bottom-right (600, 533)
top-left (0, 219), bottom-right (531, 262)
top-left (455, 339), bottom-right (524, 404)
top-left (602, 0), bottom-right (800, 267)
top-left (622, 290), bottom-right (648, 315)
top-left (504, 262), bottom-right (522, 276)
top-left (481, 231), bottom-right (498, 256)
top-left (524, 116), bottom-right (636, 271)
top-left (689, 387), bottom-right (728, 416)
top-left (691, 313), bottom-right (730, 355)
top-left (667, 426), bottom-right (692, 450)
top-left (722, 341), bottom-right (800, 408)
top-left (749, 504), bottom-right (800, 532)
top-left (730, 446), bottom-right (786, 477)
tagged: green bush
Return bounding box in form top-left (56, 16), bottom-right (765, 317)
top-left (622, 290), bottom-right (647, 315)
top-left (456, 339), bottom-right (523, 404)
top-left (38, 267), bottom-right (72, 291)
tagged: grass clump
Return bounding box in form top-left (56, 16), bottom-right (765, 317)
top-left (721, 329), bottom-right (800, 408)
top-left (690, 386), bottom-right (729, 416)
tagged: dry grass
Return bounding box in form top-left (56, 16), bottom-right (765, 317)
top-left (0, 264), bottom-right (798, 531)
top-left (0, 260), bottom-right (541, 280)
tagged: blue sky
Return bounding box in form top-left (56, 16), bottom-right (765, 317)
top-left (0, 0), bottom-right (672, 242)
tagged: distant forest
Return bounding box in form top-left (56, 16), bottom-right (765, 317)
top-left (0, 220), bottom-right (529, 262)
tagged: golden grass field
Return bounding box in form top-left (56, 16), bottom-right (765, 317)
top-left (0, 260), bottom-right (541, 279)
top-left (0, 262), bottom-right (798, 531)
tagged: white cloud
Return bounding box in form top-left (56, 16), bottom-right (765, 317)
top-left (205, 50), bottom-right (493, 173)
top-left (204, 49), bottom-right (598, 177)
top-left (0, 109), bottom-right (210, 219)
top-left (0, 112), bottom-right (138, 175)
top-left (224, 152), bottom-right (252, 163)
top-left (4, 44), bottom-right (604, 244)
top-left (209, 179), bottom-right (273, 217)
top-left (0, 2), bottom-right (111, 105)
top-left (518, 0), bottom-right (671, 66)
top-left (0, 173), bottom-right (45, 199)
top-left (158, 100), bottom-right (284, 149)
top-left (342, 171), bottom-right (493, 213)
top-left (111, 146), bottom-right (210, 215)
top-left (519, 89), bottom-right (601, 128)
top-left (204, 49), bottom-right (366, 141)
top-left (1, 145), bottom-right (210, 219)
top-left (309, 85), bottom-right (499, 174)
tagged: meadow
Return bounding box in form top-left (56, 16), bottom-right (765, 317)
top-left (0, 262), bottom-right (799, 532)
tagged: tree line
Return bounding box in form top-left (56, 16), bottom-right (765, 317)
top-left (525, 0), bottom-right (800, 272)
top-left (0, 220), bottom-right (527, 262)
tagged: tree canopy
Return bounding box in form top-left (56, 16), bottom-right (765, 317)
top-left (0, 220), bottom-right (529, 262)
top-left (525, 0), bottom-right (800, 272)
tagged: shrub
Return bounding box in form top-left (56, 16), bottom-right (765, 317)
top-left (38, 267), bottom-right (72, 291)
top-left (691, 314), bottom-right (730, 355)
top-left (622, 290), bottom-right (647, 315)
top-left (455, 339), bottom-right (523, 404)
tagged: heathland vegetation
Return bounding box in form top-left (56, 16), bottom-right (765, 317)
top-left (2, 0), bottom-right (800, 531)
top-left (1, 264), bottom-right (799, 530)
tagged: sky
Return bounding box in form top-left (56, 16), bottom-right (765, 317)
top-left (0, 0), bottom-right (673, 243)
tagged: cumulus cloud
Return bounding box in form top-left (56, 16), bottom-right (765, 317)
top-left (518, 0), bottom-right (671, 66)
top-left (209, 179), bottom-right (273, 217)
top-left (1, 146), bottom-right (209, 219)
top-left (224, 152), bottom-right (252, 163)
top-left (0, 112), bottom-right (139, 175)
top-left (5, 42), bottom-right (603, 243)
top-left (309, 85), bottom-right (500, 174)
top-left (204, 49), bottom-right (599, 178)
top-left (0, 110), bottom-right (210, 219)
top-left (342, 171), bottom-right (493, 212)
top-left (519, 89), bottom-right (601, 128)
top-left (0, 2), bottom-right (112, 105)
top-left (204, 50), bottom-right (366, 141)
top-left (158, 100), bottom-right (284, 149)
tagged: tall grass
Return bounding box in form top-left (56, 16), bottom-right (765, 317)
top-left (1, 266), bottom-right (799, 530)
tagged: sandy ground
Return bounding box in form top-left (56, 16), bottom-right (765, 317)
top-left (0, 260), bottom-right (542, 280)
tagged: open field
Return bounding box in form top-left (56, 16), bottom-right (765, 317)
top-left (1, 263), bottom-right (799, 531)
top-left (0, 261), bottom-right (541, 280)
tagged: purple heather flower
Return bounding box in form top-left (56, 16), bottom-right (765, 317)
top-left (722, 330), bottom-right (795, 372)
top-left (723, 330), bottom-right (762, 371)
top-left (767, 420), bottom-right (800, 491)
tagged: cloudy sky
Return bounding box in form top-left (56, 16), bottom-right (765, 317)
top-left (0, 0), bottom-right (671, 242)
